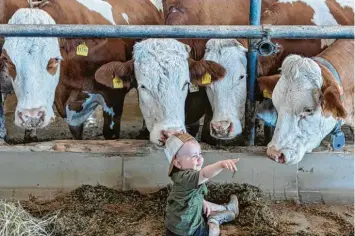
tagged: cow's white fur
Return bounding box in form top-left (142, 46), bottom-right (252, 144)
top-left (269, 54), bottom-right (338, 164)
top-left (76, 0), bottom-right (116, 25)
top-left (4, 9), bottom-right (61, 129)
top-left (133, 39), bottom-right (190, 145)
top-left (150, 0), bottom-right (163, 12)
top-left (203, 39), bottom-right (247, 139)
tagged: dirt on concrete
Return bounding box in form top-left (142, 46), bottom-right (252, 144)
top-left (21, 183), bottom-right (354, 236)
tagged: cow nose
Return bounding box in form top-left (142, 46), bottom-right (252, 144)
top-left (210, 120), bottom-right (233, 138)
top-left (266, 145), bottom-right (286, 163)
top-left (18, 108), bottom-right (45, 128)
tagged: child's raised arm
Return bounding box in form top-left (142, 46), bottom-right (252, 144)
top-left (198, 158), bottom-right (239, 185)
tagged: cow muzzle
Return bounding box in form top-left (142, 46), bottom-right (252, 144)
top-left (210, 120), bottom-right (234, 139)
top-left (160, 128), bottom-right (185, 144)
top-left (266, 145), bottom-right (287, 164)
top-left (17, 107), bottom-right (46, 129)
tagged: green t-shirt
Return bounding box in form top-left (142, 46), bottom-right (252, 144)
top-left (164, 169), bottom-right (208, 236)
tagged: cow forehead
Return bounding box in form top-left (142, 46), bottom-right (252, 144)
top-left (275, 56), bottom-right (323, 113)
top-left (133, 39), bottom-right (190, 88)
top-left (4, 37), bottom-right (60, 65)
top-left (4, 8), bottom-right (60, 64)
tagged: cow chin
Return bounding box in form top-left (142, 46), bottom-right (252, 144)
top-left (209, 118), bottom-right (242, 140)
top-left (267, 143), bottom-right (306, 165)
top-left (149, 123), bottom-right (186, 146)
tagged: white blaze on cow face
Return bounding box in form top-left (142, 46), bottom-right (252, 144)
top-left (4, 9), bottom-right (62, 129)
top-left (133, 39), bottom-right (190, 145)
top-left (203, 39), bottom-right (247, 139)
top-left (268, 55), bottom-right (338, 164)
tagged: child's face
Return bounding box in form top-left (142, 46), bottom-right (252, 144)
top-left (174, 141), bottom-right (204, 171)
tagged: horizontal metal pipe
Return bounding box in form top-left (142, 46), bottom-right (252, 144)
top-left (0, 24), bottom-right (353, 39)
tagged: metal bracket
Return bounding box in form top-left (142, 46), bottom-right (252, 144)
top-left (251, 25), bottom-right (281, 56)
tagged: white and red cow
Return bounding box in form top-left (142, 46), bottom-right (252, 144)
top-left (257, 39), bottom-right (354, 164)
top-left (0, 0), bottom-right (163, 142)
top-left (200, 0), bottom-right (354, 140)
top-left (96, 0), bottom-right (275, 145)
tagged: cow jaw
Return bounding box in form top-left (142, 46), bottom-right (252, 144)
top-left (4, 9), bottom-right (61, 129)
top-left (204, 39), bottom-right (247, 139)
top-left (267, 55), bottom-right (338, 164)
top-left (133, 39), bottom-right (189, 145)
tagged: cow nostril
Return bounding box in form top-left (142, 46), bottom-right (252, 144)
top-left (38, 111), bottom-right (45, 120)
top-left (227, 123), bottom-right (233, 133)
top-left (279, 153), bottom-right (286, 163)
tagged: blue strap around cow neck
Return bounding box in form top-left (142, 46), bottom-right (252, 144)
top-left (312, 56), bottom-right (345, 150)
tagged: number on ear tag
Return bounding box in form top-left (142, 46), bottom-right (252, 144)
top-left (76, 42), bottom-right (88, 56)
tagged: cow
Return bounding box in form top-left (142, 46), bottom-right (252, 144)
top-left (200, 0), bottom-right (354, 141)
top-left (256, 39), bottom-right (354, 164)
top-left (95, 0), bottom-right (276, 146)
top-left (0, 0), bottom-right (163, 142)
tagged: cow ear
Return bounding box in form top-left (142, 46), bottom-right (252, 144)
top-left (188, 59), bottom-right (226, 86)
top-left (257, 74), bottom-right (280, 99)
top-left (94, 60), bottom-right (134, 89)
top-left (320, 67), bottom-right (347, 119)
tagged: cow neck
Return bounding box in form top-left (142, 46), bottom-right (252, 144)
top-left (312, 56), bottom-right (344, 139)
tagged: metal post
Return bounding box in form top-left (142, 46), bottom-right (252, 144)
top-left (245, 0), bottom-right (262, 146)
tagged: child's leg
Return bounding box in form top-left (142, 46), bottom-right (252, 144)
top-left (204, 200), bottom-right (227, 212)
top-left (207, 221), bottom-right (220, 236)
top-left (205, 194), bottom-right (239, 215)
top-left (207, 210), bottom-right (235, 235)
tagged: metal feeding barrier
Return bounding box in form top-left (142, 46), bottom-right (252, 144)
top-left (0, 0), bottom-right (353, 146)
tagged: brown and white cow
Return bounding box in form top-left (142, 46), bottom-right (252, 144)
top-left (0, 0), bottom-right (163, 141)
top-left (202, 0), bottom-right (354, 140)
top-left (96, 0), bottom-right (275, 145)
top-left (257, 39), bottom-right (354, 164)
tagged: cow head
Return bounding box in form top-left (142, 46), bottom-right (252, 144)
top-left (258, 55), bottom-right (346, 164)
top-left (1, 9), bottom-right (62, 129)
top-left (202, 39), bottom-right (247, 139)
top-left (132, 38), bottom-right (226, 145)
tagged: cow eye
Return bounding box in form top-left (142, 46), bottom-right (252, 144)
top-left (301, 107), bottom-right (315, 118)
top-left (240, 75), bottom-right (245, 80)
top-left (304, 107), bottom-right (314, 114)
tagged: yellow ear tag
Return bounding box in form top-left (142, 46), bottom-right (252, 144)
top-left (201, 73), bottom-right (212, 85)
top-left (113, 76), bottom-right (123, 89)
top-left (262, 89), bottom-right (272, 99)
top-left (76, 42), bottom-right (88, 56)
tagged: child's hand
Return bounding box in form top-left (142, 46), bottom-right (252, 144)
top-left (203, 200), bottom-right (212, 217)
top-left (220, 158), bottom-right (239, 172)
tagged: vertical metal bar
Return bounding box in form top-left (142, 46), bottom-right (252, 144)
top-left (245, 0), bottom-right (262, 146)
top-left (0, 93), bottom-right (6, 141)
